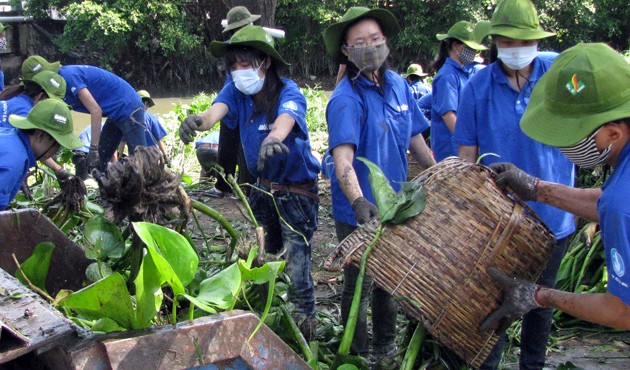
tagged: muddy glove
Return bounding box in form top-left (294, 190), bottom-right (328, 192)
top-left (163, 155), bottom-right (172, 168)
top-left (352, 197), bottom-right (379, 225)
top-left (179, 114), bottom-right (202, 144)
top-left (55, 169), bottom-right (72, 183)
top-left (257, 136), bottom-right (289, 172)
top-left (480, 266), bottom-right (545, 333)
top-left (87, 145), bottom-right (100, 173)
top-left (490, 162), bottom-right (538, 201)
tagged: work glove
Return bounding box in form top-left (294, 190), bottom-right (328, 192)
top-left (87, 145), bottom-right (100, 173)
top-left (54, 169), bottom-right (72, 183)
top-left (257, 136), bottom-right (289, 172)
top-left (352, 196), bottom-right (379, 225)
top-left (179, 114), bottom-right (202, 144)
top-left (479, 266), bottom-right (544, 333)
top-left (164, 155), bottom-right (172, 168)
top-left (489, 162), bottom-right (538, 201)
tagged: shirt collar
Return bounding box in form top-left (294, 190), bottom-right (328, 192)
top-left (17, 129), bottom-right (36, 169)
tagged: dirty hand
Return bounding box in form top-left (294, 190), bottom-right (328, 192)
top-left (479, 266), bottom-right (544, 333)
top-left (257, 136), bottom-right (289, 172)
top-left (489, 162), bottom-right (538, 201)
top-left (179, 115), bottom-right (202, 144)
top-left (87, 145), bottom-right (100, 173)
top-left (163, 155), bottom-right (172, 168)
top-left (352, 197), bottom-right (379, 225)
top-left (55, 169), bottom-right (72, 182)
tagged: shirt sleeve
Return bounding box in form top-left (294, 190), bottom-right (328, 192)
top-left (0, 161), bottom-right (25, 210)
top-left (277, 83), bottom-right (307, 134)
top-left (433, 72), bottom-right (460, 116)
top-left (452, 81), bottom-right (478, 146)
top-left (326, 93), bottom-right (363, 152)
top-left (602, 209), bottom-right (630, 306)
top-left (60, 67), bottom-right (87, 97)
top-left (213, 83), bottom-right (238, 130)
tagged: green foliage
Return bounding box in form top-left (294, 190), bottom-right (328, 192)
top-left (15, 242), bottom-right (55, 291)
top-left (83, 215), bottom-right (125, 260)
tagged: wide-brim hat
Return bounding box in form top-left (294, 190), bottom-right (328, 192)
top-left (210, 26), bottom-right (289, 66)
top-left (223, 6), bottom-right (261, 33)
top-left (490, 0), bottom-right (555, 40)
top-left (324, 7), bottom-right (399, 64)
top-left (21, 55), bottom-right (61, 81)
top-left (137, 90), bottom-right (155, 107)
top-left (0, 22), bottom-right (12, 33)
top-left (402, 63), bottom-right (428, 78)
top-left (23, 70), bottom-right (67, 100)
top-left (521, 43), bottom-right (630, 147)
top-left (9, 99), bottom-right (83, 149)
top-left (473, 21), bottom-right (492, 44)
top-left (436, 21), bottom-right (488, 50)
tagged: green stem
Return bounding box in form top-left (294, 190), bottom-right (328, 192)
top-left (280, 304), bottom-right (316, 366)
top-left (227, 174), bottom-right (258, 228)
top-left (191, 208), bottom-right (210, 255)
top-left (191, 199), bottom-right (239, 261)
top-left (338, 224), bottom-right (384, 356)
top-left (400, 323), bottom-right (426, 370)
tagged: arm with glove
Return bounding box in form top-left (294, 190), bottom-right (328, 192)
top-left (331, 144), bottom-right (378, 225)
top-left (481, 266), bottom-right (630, 331)
top-left (489, 162), bottom-right (601, 222)
top-left (256, 113), bottom-right (294, 172)
top-left (178, 103), bottom-right (229, 144)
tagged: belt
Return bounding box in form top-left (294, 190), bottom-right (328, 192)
top-left (258, 178), bottom-right (319, 202)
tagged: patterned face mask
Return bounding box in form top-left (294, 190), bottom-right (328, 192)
top-left (458, 46), bottom-right (476, 65)
top-left (559, 128), bottom-right (612, 168)
top-left (0, 37), bottom-right (7, 51)
top-left (344, 42), bottom-right (390, 74)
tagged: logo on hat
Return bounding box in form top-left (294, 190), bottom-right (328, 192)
top-left (32, 63), bottom-right (42, 72)
top-left (49, 78), bottom-right (60, 88)
top-left (53, 113), bottom-right (67, 125)
top-left (566, 73), bottom-right (585, 95)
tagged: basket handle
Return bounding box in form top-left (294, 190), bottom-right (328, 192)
top-left (490, 203), bottom-right (524, 265)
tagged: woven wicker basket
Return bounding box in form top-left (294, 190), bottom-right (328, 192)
top-left (327, 157), bottom-right (556, 368)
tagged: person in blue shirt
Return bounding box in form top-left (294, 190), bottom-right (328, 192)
top-left (21, 56), bottom-right (147, 173)
top-left (401, 63), bottom-right (431, 101)
top-left (195, 130), bottom-right (220, 179)
top-left (453, 1), bottom-right (574, 368)
top-left (0, 23), bottom-right (11, 92)
top-left (0, 99), bottom-right (83, 210)
top-left (482, 42), bottom-right (630, 335)
top-left (430, 20), bottom-right (487, 162)
top-left (323, 7), bottom-right (435, 364)
top-left (179, 25), bottom-right (321, 340)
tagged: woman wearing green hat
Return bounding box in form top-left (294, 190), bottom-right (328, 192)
top-left (178, 25), bottom-right (321, 340)
top-left (430, 20), bottom-right (487, 162)
top-left (481, 41), bottom-right (630, 346)
top-left (0, 99), bottom-right (82, 210)
top-left (453, 0), bottom-right (575, 368)
top-left (324, 6), bottom-right (434, 364)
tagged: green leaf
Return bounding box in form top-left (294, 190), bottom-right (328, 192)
top-left (182, 263), bottom-right (242, 313)
top-left (134, 252), bottom-right (165, 328)
top-left (84, 216), bottom-right (125, 260)
top-left (59, 273), bottom-right (135, 329)
top-left (85, 262), bottom-right (113, 283)
top-left (133, 222), bottom-right (199, 288)
top-left (91, 317), bottom-right (126, 333)
top-left (357, 157), bottom-right (397, 222)
top-left (15, 242), bottom-right (55, 292)
top-left (390, 182), bottom-right (426, 225)
top-left (238, 260), bottom-right (285, 284)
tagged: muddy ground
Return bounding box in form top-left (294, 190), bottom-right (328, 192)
top-left (188, 178), bottom-right (630, 369)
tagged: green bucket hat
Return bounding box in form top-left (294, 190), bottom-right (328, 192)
top-left (210, 26), bottom-right (289, 66)
top-left (223, 6), bottom-right (260, 33)
top-left (490, 0), bottom-right (555, 40)
top-left (137, 90), bottom-right (155, 107)
top-left (21, 55), bottom-right (61, 81)
top-left (436, 21), bottom-right (487, 50)
top-left (9, 99), bottom-right (83, 149)
top-left (23, 70), bottom-right (67, 100)
top-left (473, 21), bottom-right (492, 44)
top-left (402, 63), bottom-right (428, 78)
top-left (324, 7), bottom-right (399, 64)
top-left (0, 22), bottom-right (12, 33)
top-left (521, 43), bottom-right (630, 147)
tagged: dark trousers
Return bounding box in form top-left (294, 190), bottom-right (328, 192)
top-left (336, 221), bottom-right (398, 356)
top-left (480, 236), bottom-right (569, 370)
top-left (215, 122), bottom-right (255, 193)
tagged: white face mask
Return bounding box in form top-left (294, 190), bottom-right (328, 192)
top-left (231, 65), bottom-right (265, 95)
top-left (497, 44), bottom-right (538, 70)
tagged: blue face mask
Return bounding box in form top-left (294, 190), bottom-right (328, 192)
top-left (231, 65), bottom-right (265, 95)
